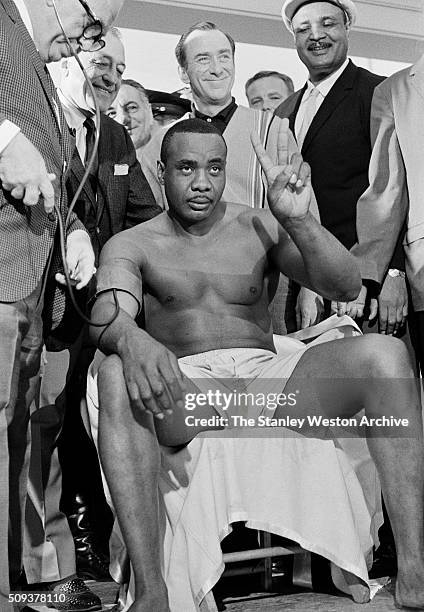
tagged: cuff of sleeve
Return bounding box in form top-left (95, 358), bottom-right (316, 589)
top-left (95, 265), bottom-right (143, 312)
top-left (0, 120), bottom-right (21, 155)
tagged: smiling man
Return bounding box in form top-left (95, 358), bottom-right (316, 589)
top-left (0, 0), bottom-right (124, 610)
top-left (274, 2), bottom-right (406, 332)
top-left (108, 79), bottom-right (156, 154)
top-left (22, 26), bottom-right (161, 610)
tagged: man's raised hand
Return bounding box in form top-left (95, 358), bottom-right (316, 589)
top-left (251, 118), bottom-right (311, 222)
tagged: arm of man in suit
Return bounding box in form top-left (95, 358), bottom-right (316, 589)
top-left (0, 115), bottom-right (56, 213)
top-left (123, 129), bottom-right (162, 229)
top-left (341, 84), bottom-right (409, 335)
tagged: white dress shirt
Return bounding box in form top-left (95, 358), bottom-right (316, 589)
top-left (294, 58), bottom-right (349, 143)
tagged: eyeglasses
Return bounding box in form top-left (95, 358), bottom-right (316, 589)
top-left (77, 0), bottom-right (105, 51)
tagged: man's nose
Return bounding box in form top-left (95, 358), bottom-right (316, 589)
top-left (192, 169), bottom-right (211, 190)
top-left (208, 56), bottom-right (224, 75)
top-left (309, 23), bottom-right (326, 39)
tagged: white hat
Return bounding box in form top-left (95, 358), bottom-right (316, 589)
top-left (281, 0), bottom-right (357, 32)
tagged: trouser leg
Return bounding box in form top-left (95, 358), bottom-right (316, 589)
top-left (24, 346), bottom-right (78, 583)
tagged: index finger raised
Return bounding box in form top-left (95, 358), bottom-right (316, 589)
top-left (250, 131), bottom-right (273, 175)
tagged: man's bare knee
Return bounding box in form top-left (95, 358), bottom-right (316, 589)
top-left (358, 334), bottom-right (414, 378)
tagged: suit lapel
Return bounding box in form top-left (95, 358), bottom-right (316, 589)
top-left (70, 149), bottom-right (97, 207)
top-left (302, 60), bottom-right (357, 154)
top-left (96, 118), bottom-right (110, 227)
top-left (289, 87), bottom-right (306, 135)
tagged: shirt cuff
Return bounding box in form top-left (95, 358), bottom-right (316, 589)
top-left (0, 120), bottom-right (21, 155)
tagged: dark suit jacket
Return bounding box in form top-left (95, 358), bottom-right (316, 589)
top-left (0, 0), bottom-right (84, 305)
top-left (66, 113), bottom-right (161, 263)
top-left (48, 113), bottom-right (161, 345)
top-left (275, 60), bottom-right (384, 251)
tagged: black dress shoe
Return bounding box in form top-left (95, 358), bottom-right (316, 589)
top-left (46, 577), bottom-right (101, 611)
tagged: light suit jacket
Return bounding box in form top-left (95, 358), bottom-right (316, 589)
top-left (353, 55), bottom-right (424, 310)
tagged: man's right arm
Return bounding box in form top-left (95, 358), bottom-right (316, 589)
top-left (90, 234), bottom-right (185, 419)
top-left (352, 83), bottom-right (408, 283)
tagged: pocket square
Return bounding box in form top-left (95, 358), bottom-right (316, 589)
top-left (114, 163), bottom-right (129, 176)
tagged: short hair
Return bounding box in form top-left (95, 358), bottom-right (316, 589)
top-left (245, 71), bottom-right (295, 96)
top-left (175, 22), bottom-right (236, 68)
top-left (121, 79), bottom-right (150, 105)
top-left (160, 118), bottom-right (226, 165)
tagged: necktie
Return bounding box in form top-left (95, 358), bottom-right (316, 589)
top-left (83, 117), bottom-right (98, 173)
top-left (296, 87), bottom-right (320, 150)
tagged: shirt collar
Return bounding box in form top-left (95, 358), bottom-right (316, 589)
top-left (307, 58), bottom-right (350, 98)
top-left (194, 97), bottom-right (238, 124)
top-left (57, 89), bottom-right (95, 133)
top-left (12, 0), bottom-right (34, 39)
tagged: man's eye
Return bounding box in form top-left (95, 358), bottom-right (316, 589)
top-left (93, 60), bottom-right (108, 69)
top-left (294, 26), bottom-right (310, 35)
top-left (323, 20), bottom-right (336, 27)
top-left (197, 56), bottom-right (210, 64)
top-left (210, 166), bottom-right (222, 176)
top-left (220, 53), bottom-right (231, 62)
top-left (107, 110), bottom-right (116, 118)
top-left (181, 166), bottom-right (193, 174)
top-left (126, 104), bottom-right (139, 113)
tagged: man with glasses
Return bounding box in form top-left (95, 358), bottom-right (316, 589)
top-left (0, 1), bottom-right (124, 610)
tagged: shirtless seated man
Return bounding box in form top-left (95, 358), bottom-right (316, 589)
top-left (90, 118), bottom-right (424, 612)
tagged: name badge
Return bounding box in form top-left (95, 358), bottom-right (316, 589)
top-left (114, 164), bottom-right (129, 176)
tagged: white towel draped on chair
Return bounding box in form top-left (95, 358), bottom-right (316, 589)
top-left (86, 316), bottom-right (383, 611)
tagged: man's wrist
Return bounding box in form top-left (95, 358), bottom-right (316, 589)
top-left (0, 120), bottom-right (21, 156)
top-left (387, 269), bottom-right (406, 279)
top-left (279, 211), bottom-right (311, 231)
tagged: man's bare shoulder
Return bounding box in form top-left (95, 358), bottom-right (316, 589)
top-left (100, 213), bottom-right (168, 264)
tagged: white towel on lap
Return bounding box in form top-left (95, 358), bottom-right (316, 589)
top-left (86, 316), bottom-right (383, 611)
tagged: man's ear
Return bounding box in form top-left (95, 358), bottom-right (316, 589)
top-left (157, 160), bottom-right (165, 185)
top-left (178, 65), bottom-right (190, 85)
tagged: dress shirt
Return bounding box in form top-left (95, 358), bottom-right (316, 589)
top-left (294, 58), bottom-right (349, 142)
top-left (194, 97), bottom-right (238, 134)
top-left (57, 90), bottom-right (95, 164)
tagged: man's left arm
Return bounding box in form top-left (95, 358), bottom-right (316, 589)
top-left (343, 85), bottom-right (409, 333)
top-left (268, 116), bottom-right (324, 328)
top-left (123, 130), bottom-right (162, 229)
top-left (253, 120), bottom-right (361, 302)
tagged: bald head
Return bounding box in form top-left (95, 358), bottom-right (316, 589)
top-left (25, 0), bottom-right (125, 63)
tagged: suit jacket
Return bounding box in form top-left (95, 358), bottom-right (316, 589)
top-left (352, 55), bottom-right (424, 311)
top-left (66, 113), bottom-right (161, 263)
top-left (47, 113), bottom-right (161, 345)
top-left (275, 60), bottom-right (385, 250)
top-left (0, 0), bottom-right (84, 304)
